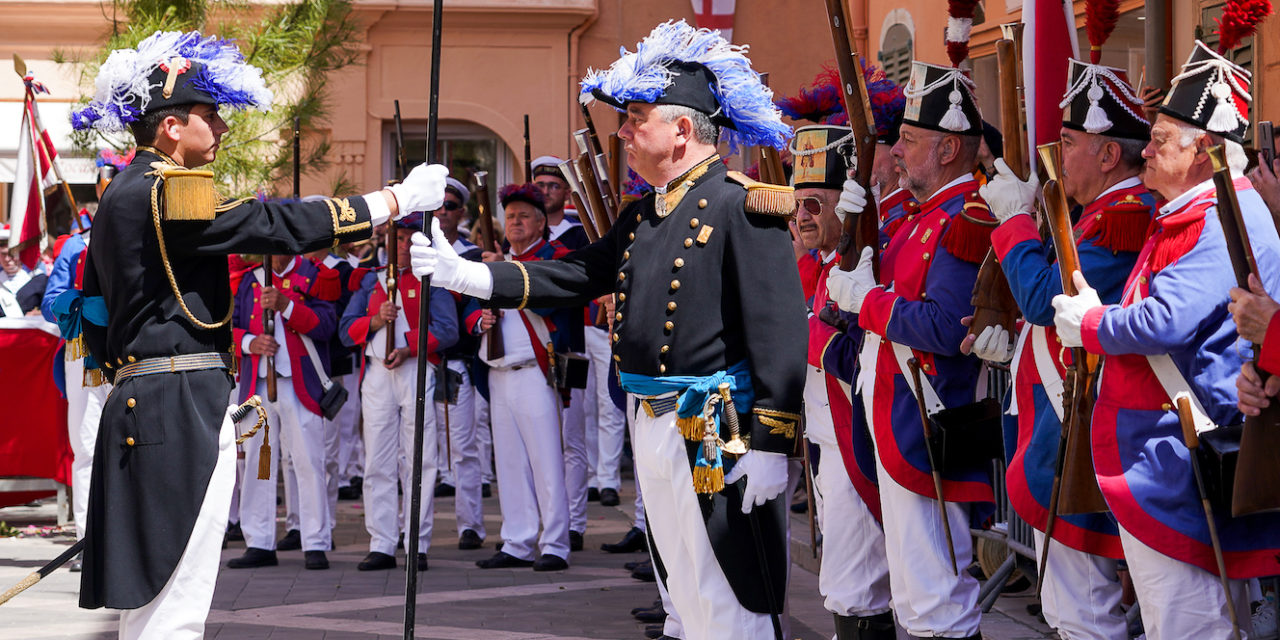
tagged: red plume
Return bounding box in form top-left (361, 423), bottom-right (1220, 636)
top-left (1217, 0), bottom-right (1273, 53)
top-left (946, 0), bottom-right (981, 66)
top-left (1086, 0), bottom-right (1121, 63)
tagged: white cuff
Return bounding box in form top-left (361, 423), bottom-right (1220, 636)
top-left (454, 261), bottom-right (495, 300)
top-left (364, 191), bottom-right (392, 229)
top-left (281, 299), bottom-right (295, 320)
top-left (241, 333), bottom-right (255, 355)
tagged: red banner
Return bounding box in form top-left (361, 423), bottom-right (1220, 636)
top-left (0, 320), bottom-right (71, 507)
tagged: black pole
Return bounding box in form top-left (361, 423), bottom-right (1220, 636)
top-left (404, 0), bottom-right (442, 637)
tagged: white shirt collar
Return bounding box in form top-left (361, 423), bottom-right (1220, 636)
top-left (1158, 178), bottom-right (1216, 218)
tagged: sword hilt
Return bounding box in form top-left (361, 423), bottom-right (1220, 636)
top-left (718, 382), bottom-right (748, 456)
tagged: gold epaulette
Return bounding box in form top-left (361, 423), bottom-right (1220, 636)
top-left (158, 167), bottom-right (217, 221)
top-left (726, 171), bottom-right (795, 217)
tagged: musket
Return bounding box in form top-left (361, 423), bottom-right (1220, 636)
top-left (1207, 144), bottom-right (1280, 516)
top-left (523, 114), bottom-right (532, 181)
top-left (1176, 396), bottom-right (1243, 640)
top-left (0, 397), bottom-right (266, 607)
top-left (754, 73), bottom-right (788, 187)
top-left (405, 0), bottom-right (443, 634)
top-left (801, 435), bottom-right (818, 559)
top-left (967, 30), bottom-right (1023, 345)
top-left (579, 104), bottom-right (620, 223)
top-left (908, 357), bottom-right (958, 575)
top-left (559, 160), bottom-right (600, 243)
top-left (717, 385), bottom-right (784, 640)
top-left (574, 127), bottom-right (618, 226)
top-left (386, 102), bottom-right (407, 366)
top-left (823, 0), bottom-right (880, 278)
top-left (472, 171), bottom-right (505, 361)
top-left (573, 139), bottom-right (613, 238)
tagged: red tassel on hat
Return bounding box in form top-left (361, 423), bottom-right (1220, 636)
top-left (1086, 0), bottom-right (1122, 63)
top-left (1217, 0), bottom-right (1273, 53)
top-left (945, 0), bottom-right (981, 66)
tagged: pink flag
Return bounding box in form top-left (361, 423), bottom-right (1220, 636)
top-left (690, 0), bottom-right (736, 42)
top-left (1024, 0), bottom-right (1079, 168)
top-left (8, 75), bottom-right (59, 269)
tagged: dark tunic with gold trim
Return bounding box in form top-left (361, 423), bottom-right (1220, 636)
top-left (79, 148), bottom-right (373, 609)
top-left (484, 155), bottom-right (807, 613)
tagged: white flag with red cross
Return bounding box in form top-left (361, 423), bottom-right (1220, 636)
top-left (690, 0), bottom-right (736, 43)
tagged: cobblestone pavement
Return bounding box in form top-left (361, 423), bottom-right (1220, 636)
top-left (0, 480), bottom-right (1055, 639)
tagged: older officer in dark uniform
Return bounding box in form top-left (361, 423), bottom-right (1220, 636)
top-left (411, 20), bottom-right (805, 639)
top-left (70, 31), bottom-right (446, 638)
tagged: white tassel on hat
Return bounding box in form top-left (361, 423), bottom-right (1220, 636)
top-left (1083, 81), bottom-right (1114, 134)
top-left (939, 85), bottom-right (970, 132)
top-left (1207, 80), bottom-right (1241, 134)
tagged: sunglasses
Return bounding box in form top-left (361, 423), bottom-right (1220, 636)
top-left (441, 200), bottom-right (463, 211)
top-left (793, 196), bottom-right (826, 216)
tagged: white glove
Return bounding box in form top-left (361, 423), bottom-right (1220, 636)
top-left (978, 158), bottom-right (1038, 224)
top-left (1051, 271), bottom-right (1102, 348)
top-left (826, 246), bottom-right (877, 314)
top-left (390, 163), bottom-right (449, 217)
top-left (723, 450), bottom-right (788, 514)
top-left (971, 325), bottom-right (1014, 363)
top-left (834, 178), bottom-right (867, 223)
top-left (410, 218), bottom-right (494, 299)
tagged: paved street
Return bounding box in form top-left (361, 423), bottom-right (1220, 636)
top-left (0, 479), bottom-right (1054, 639)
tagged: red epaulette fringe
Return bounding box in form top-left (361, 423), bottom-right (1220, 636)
top-left (1084, 202), bottom-right (1153, 254)
top-left (941, 200), bottom-right (995, 264)
top-left (310, 266), bottom-right (342, 301)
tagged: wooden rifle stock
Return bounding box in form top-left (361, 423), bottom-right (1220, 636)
top-left (575, 151), bottom-right (613, 238)
top-left (1038, 143), bottom-right (1108, 516)
top-left (823, 0), bottom-right (879, 276)
top-left (384, 103), bottom-right (409, 365)
top-left (967, 33), bottom-right (1024, 342)
top-left (558, 160), bottom-right (600, 243)
top-left (574, 125), bottom-right (618, 224)
top-left (523, 114), bottom-right (532, 181)
top-left (472, 171), bottom-right (504, 361)
top-left (1207, 145), bottom-right (1280, 516)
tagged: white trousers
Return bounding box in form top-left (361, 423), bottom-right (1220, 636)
top-left (118, 404), bottom-right (235, 639)
top-left (1118, 524), bottom-right (1253, 639)
top-left (584, 326), bottom-right (625, 490)
top-left (475, 392), bottom-right (495, 484)
top-left (875, 456), bottom-right (981, 637)
top-left (814, 441), bottom-right (892, 617)
top-left (563, 383), bottom-right (589, 534)
top-left (361, 359), bottom-right (437, 556)
top-left (335, 373), bottom-right (364, 484)
top-left (1031, 530), bottom-right (1126, 640)
top-left (63, 357), bottom-right (108, 540)
top-left (629, 394), bottom-right (774, 640)
top-left (490, 365), bottom-right (569, 560)
top-left (434, 360), bottom-right (485, 537)
top-left (239, 377), bottom-right (332, 551)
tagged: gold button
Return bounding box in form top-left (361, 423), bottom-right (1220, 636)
top-left (659, 364), bottom-right (667, 373)
top-left (126, 397), bottom-right (137, 408)
top-left (684, 238), bottom-right (693, 248)
top-left (922, 363), bottom-right (932, 372)
top-left (690, 218), bottom-right (699, 228)
top-left (619, 272), bottom-right (627, 281)
top-left (629, 232), bottom-right (636, 241)
top-left (613, 354), bottom-right (621, 362)
top-left (128, 355), bottom-right (136, 363)
top-left (1138, 276), bottom-right (1147, 284)
top-left (670, 279), bottom-right (681, 291)
top-left (1055, 336), bottom-right (1062, 343)
top-left (623, 250), bottom-right (631, 260)
top-left (1096, 214), bottom-right (1103, 221)
top-left (104, 361), bottom-right (113, 369)
top-left (125, 437), bottom-right (136, 446)
top-left (618, 293), bottom-right (626, 301)
top-left (1161, 402), bottom-right (1172, 411)
top-left (612, 333), bottom-right (620, 343)
top-left (922, 252), bottom-right (930, 260)
top-left (116, 357), bottom-right (123, 365)
top-left (698, 199), bottom-right (708, 209)
top-left (661, 344), bottom-right (670, 353)
top-left (674, 258), bottom-right (684, 268)
top-left (667, 301), bottom-right (677, 311)
top-left (615, 312), bottom-right (623, 322)
top-left (636, 213), bottom-right (642, 222)
top-left (664, 321), bottom-right (674, 331)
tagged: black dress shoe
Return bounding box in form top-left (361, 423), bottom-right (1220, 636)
top-left (586, 487), bottom-right (600, 502)
top-left (434, 483), bottom-right (455, 498)
top-left (630, 599), bottom-right (662, 616)
top-left (624, 560), bottom-right (643, 571)
top-left (601, 527), bottom-right (646, 553)
top-left (569, 530), bottom-right (584, 552)
top-left (790, 499), bottom-right (809, 514)
top-left (416, 553), bottom-right (429, 571)
top-left (68, 552), bottom-right (83, 573)
top-left (599, 488), bottom-right (620, 506)
top-left (482, 483), bottom-right (492, 498)
top-left (225, 521), bottom-right (244, 542)
top-left (458, 529), bottom-right (484, 550)
top-left (304, 550), bottom-right (329, 570)
top-left (277, 528), bottom-right (302, 551)
top-left (357, 551), bottom-right (396, 571)
top-left (337, 485), bottom-right (361, 500)
top-left (475, 551), bottom-right (534, 569)
top-left (532, 554), bottom-right (568, 571)
top-left (227, 547), bottom-right (278, 569)
top-left (643, 624), bottom-right (664, 639)
top-left (633, 604), bottom-right (667, 623)
top-left (630, 559), bottom-right (655, 582)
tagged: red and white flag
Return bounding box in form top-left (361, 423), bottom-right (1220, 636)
top-left (8, 74), bottom-right (59, 269)
top-left (1024, 0), bottom-right (1079, 169)
top-left (691, 0), bottom-right (736, 43)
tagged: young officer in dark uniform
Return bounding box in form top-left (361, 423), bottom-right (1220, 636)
top-left (411, 20), bottom-right (805, 639)
top-left (70, 31), bottom-right (447, 638)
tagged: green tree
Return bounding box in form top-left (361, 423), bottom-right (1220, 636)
top-left (64, 0), bottom-right (363, 197)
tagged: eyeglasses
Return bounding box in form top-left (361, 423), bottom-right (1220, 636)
top-left (793, 196), bottom-right (825, 216)
top-left (441, 201), bottom-right (462, 211)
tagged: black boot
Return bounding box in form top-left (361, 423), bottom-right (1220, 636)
top-left (907, 634), bottom-right (981, 640)
top-left (834, 611), bottom-right (896, 640)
